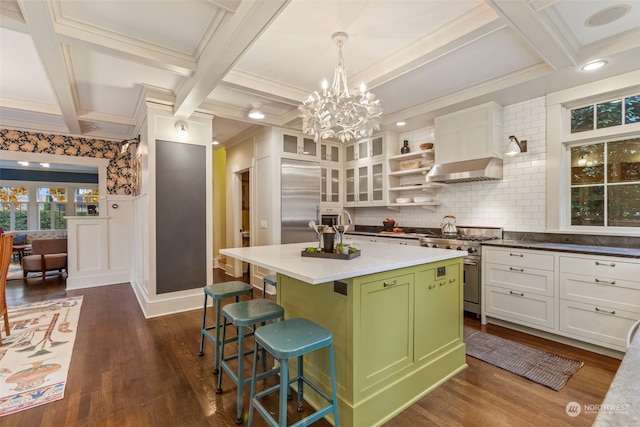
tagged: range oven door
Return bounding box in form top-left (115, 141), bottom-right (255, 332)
top-left (463, 256), bottom-right (480, 315)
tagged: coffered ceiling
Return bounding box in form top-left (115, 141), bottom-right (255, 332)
top-left (0, 0), bottom-right (639, 145)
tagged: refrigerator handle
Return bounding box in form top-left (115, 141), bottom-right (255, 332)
top-left (317, 204), bottom-right (320, 224)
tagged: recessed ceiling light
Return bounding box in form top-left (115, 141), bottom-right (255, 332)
top-left (40, 163), bottom-right (50, 168)
top-left (581, 59), bottom-right (608, 71)
top-left (396, 121), bottom-right (406, 126)
top-left (585, 4), bottom-right (631, 27)
top-left (18, 161), bottom-right (29, 166)
top-left (212, 139), bottom-right (219, 145)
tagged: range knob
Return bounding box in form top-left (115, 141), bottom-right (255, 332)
top-left (445, 245), bottom-right (452, 249)
top-left (456, 246), bottom-right (463, 251)
top-left (467, 247), bottom-right (475, 254)
top-left (432, 244), bottom-right (438, 248)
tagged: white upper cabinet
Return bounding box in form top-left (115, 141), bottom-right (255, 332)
top-left (281, 131), bottom-right (319, 159)
top-left (434, 102), bottom-right (503, 164)
top-left (320, 142), bottom-right (342, 164)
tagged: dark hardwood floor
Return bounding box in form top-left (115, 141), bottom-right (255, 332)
top-left (2, 269), bottom-right (620, 427)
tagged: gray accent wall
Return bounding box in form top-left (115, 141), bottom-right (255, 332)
top-left (156, 139), bottom-right (207, 294)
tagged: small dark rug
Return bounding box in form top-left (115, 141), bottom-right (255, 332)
top-left (464, 327), bottom-right (583, 391)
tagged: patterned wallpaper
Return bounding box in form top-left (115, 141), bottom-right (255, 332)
top-left (0, 129), bottom-right (131, 195)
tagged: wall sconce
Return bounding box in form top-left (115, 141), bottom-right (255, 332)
top-left (578, 155), bottom-right (587, 167)
top-left (248, 102), bottom-right (265, 120)
top-left (175, 121), bottom-right (188, 140)
top-left (120, 134), bottom-right (141, 154)
top-left (505, 135), bottom-right (527, 156)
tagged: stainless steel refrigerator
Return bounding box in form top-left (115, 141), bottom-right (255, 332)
top-left (281, 158), bottom-right (321, 244)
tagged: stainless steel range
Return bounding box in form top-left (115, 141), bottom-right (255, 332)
top-left (419, 226), bottom-right (502, 317)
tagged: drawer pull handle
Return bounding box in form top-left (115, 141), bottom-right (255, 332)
top-left (595, 261), bottom-right (615, 267)
top-left (428, 284), bottom-right (436, 290)
top-left (439, 281), bottom-right (446, 287)
top-left (595, 307), bottom-right (616, 315)
top-left (509, 291), bottom-right (524, 297)
top-left (449, 278), bottom-right (456, 283)
top-left (509, 267), bottom-right (524, 272)
top-left (509, 253), bottom-right (524, 257)
top-left (595, 278), bottom-right (616, 285)
top-left (383, 280), bottom-right (397, 287)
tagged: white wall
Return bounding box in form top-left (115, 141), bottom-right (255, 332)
top-left (354, 97), bottom-right (546, 232)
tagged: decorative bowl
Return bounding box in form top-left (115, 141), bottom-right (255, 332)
top-left (413, 196), bottom-right (432, 203)
top-left (383, 220), bottom-right (395, 230)
top-left (419, 142), bottom-right (434, 150)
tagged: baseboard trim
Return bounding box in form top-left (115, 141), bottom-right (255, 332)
top-left (66, 271), bottom-right (130, 290)
top-left (485, 316), bottom-right (625, 360)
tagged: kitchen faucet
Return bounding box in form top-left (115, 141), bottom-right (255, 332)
top-left (337, 210), bottom-right (352, 226)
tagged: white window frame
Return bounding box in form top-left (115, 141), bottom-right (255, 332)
top-left (546, 70), bottom-right (640, 236)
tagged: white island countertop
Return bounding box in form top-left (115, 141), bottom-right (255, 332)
top-left (220, 241), bottom-right (464, 284)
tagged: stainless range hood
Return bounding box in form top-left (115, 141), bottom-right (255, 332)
top-left (426, 157), bottom-right (503, 183)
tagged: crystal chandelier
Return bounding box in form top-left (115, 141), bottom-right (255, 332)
top-left (299, 32), bottom-right (383, 143)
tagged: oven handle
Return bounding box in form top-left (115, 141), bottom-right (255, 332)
top-left (463, 260), bottom-right (478, 266)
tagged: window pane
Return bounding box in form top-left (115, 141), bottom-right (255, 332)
top-left (571, 105), bottom-right (594, 133)
top-left (625, 95), bottom-right (640, 124)
top-left (608, 138), bottom-right (640, 183)
top-left (39, 203), bottom-right (67, 230)
top-left (571, 186), bottom-right (604, 226)
top-left (0, 186), bottom-right (28, 202)
top-left (14, 203), bottom-right (28, 230)
top-left (571, 144), bottom-right (604, 185)
top-left (608, 184), bottom-right (640, 227)
top-left (38, 187), bottom-right (67, 202)
top-left (75, 188), bottom-right (99, 203)
top-left (596, 99), bottom-right (623, 129)
top-left (0, 203), bottom-right (10, 230)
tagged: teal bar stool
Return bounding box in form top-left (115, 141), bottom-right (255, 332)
top-left (198, 281), bottom-right (253, 374)
top-left (248, 317), bottom-right (339, 427)
top-left (217, 298), bottom-right (285, 424)
top-left (262, 274), bottom-right (277, 298)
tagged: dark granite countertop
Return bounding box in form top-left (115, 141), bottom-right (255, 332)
top-left (347, 227), bottom-right (640, 258)
top-left (481, 240), bottom-right (640, 259)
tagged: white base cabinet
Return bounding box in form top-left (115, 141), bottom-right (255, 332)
top-left (483, 247), bottom-right (556, 331)
top-left (558, 254), bottom-right (640, 352)
top-left (482, 247), bottom-right (640, 353)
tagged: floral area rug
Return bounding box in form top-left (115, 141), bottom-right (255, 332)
top-left (0, 296), bottom-right (83, 416)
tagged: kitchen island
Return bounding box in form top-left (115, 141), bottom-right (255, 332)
top-left (221, 241), bottom-right (466, 427)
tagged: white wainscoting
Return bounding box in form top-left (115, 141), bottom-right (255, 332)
top-left (66, 196), bottom-right (131, 289)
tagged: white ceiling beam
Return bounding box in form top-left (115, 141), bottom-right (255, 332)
top-left (383, 62), bottom-right (552, 125)
top-left (220, 69), bottom-right (308, 106)
top-left (487, 0), bottom-right (576, 70)
top-left (77, 111), bottom-right (137, 127)
top-left (50, 2), bottom-right (197, 78)
top-left (17, 0), bottom-right (81, 134)
top-left (173, 0), bottom-right (291, 119)
top-left (205, 0), bottom-right (242, 13)
top-left (0, 97), bottom-right (61, 115)
top-left (353, 4), bottom-right (506, 89)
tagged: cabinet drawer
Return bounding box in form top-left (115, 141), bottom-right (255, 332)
top-left (485, 263), bottom-right (554, 296)
top-left (560, 273), bottom-right (640, 312)
top-left (485, 285), bottom-right (555, 330)
top-left (484, 248), bottom-right (554, 271)
top-left (559, 299), bottom-right (639, 351)
top-left (560, 256), bottom-right (640, 283)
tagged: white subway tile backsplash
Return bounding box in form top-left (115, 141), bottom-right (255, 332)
top-left (356, 97), bottom-right (547, 232)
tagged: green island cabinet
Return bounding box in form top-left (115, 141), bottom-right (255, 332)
top-left (276, 258), bottom-right (466, 427)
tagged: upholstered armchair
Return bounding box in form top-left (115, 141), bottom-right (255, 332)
top-left (21, 238), bottom-right (67, 279)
